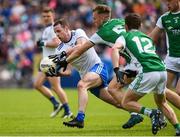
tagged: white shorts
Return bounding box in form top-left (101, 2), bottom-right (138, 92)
top-left (129, 71), bottom-right (167, 95)
top-left (164, 56), bottom-right (180, 73)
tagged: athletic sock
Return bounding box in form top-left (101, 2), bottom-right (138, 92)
top-left (174, 123), bottom-right (180, 130)
top-left (130, 112), bottom-right (138, 115)
top-left (49, 96), bottom-right (59, 107)
top-left (76, 111), bottom-right (85, 122)
top-left (62, 103), bottom-right (70, 114)
top-left (140, 107), bottom-right (152, 117)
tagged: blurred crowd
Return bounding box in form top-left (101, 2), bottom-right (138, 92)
top-left (0, 0), bottom-right (168, 87)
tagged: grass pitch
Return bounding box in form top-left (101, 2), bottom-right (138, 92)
top-left (0, 88), bottom-right (179, 136)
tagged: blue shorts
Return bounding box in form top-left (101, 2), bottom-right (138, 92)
top-left (89, 63), bottom-right (109, 98)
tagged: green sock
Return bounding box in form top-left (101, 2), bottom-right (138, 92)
top-left (174, 123), bottom-right (180, 129)
top-left (140, 107), bottom-right (152, 117)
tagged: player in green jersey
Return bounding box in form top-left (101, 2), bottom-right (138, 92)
top-left (112, 13), bottom-right (180, 136)
top-left (149, 0), bottom-right (180, 96)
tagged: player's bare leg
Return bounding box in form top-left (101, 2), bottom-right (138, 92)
top-left (167, 71), bottom-right (176, 88)
top-left (166, 88), bottom-right (180, 109)
top-left (98, 88), bottom-right (121, 108)
top-left (122, 89), bottom-right (180, 135)
top-left (34, 71), bottom-right (60, 117)
top-left (108, 76), bottom-right (126, 104)
top-left (122, 90), bottom-right (162, 135)
top-left (108, 76), bottom-right (143, 129)
top-left (154, 93), bottom-right (180, 136)
top-left (176, 78), bottom-right (180, 95)
top-left (167, 71), bottom-right (180, 95)
top-left (154, 93), bottom-right (178, 125)
top-left (63, 72), bottom-right (103, 128)
top-left (48, 76), bottom-right (73, 118)
top-left (34, 72), bottom-right (54, 98)
top-left (165, 71), bottom-right (180, 109)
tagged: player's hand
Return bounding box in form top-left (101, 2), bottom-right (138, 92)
top-left (45, 67), bottom-right (59, 77)
top-left (36, 39), bottom-right (45, 47)
top-left (57, 56), bottom-right (68, 72)
top-left (48, 51), bottom-right (68, 72)
top-left (48, 51), bottom-right (67, 64)
top-left (114, 67), bottom-right (128, 85)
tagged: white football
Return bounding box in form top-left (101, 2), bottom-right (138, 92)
top-left (40, 57), bottom-right (56, 73)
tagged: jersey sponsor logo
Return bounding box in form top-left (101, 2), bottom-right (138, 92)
top-left (167, 26), bottom-right (173, 30)
top-left (171, 29), bottom-right (180, 35)
top-left (165, 20), bottom-right (171, 23)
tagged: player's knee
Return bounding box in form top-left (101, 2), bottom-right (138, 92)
top-left (155, 97), bottom-right (167, 109)
top-left (176, 88), bottom-right (180, 96)
top-left (51, 84), bottom-right (62, 92)
top-left (121, 99), bottom-right (128, 109)
top-left (33, 81), bottom-right (41, 90)
top-left (77, 81), bottom-right (87, 91)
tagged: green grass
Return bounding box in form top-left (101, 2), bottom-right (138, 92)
top-left (0, 88), bottom-right (179, 136)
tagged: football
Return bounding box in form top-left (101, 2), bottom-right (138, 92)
top-left (40, 57), bottom-right (56, 73)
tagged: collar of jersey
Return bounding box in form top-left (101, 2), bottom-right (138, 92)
top-left (64, 31), bottom-right (75, 44)
top-left (130, 29), bottom-right (138, 32)
top-left (45, 23), bottom-right (53, 27)
top-left (170, 10), bottom-right (180, 14)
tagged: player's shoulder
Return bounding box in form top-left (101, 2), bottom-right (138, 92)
top-left (125, 30), bottom-right (144, 38)
top-left (74, 28), bottom-right (88, 38)
top-left (43, 25), bottom-right (54, 33)
top-left (75, 28), bottom-right (86, 34)
top-left (103, 18), bottom-right (125, 27)
top-left (108, 18), bottom-right (125, 23)
top-left (159, 11), bottom-right (170, 19)
top-left (44, 24), bottom-right (53, 30)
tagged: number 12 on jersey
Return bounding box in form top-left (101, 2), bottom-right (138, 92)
top-left (132, 36), bottom-right (156, 54)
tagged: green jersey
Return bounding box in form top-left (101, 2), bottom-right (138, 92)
top-left (156, 11), bottom-right (180, 57)
top-left (118, 30), bottom-right (165, 73)
top-left (90, 19), bottom-right (125, 47)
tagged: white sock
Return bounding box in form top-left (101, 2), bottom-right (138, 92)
top-left (130, 112), bottom-right (138, 115)
top-left (144, 108), bottom-right (152, 117)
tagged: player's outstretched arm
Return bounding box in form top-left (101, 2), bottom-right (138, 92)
top-left (66, 40), bottom-right (94, 63)
top-left (112, 42), bottom-right (125, 83)
top-left (112, 42), bottom-right (122, 69)
top-left (45, 37), bottom-right (61, 48)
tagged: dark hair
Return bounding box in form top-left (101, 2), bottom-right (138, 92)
top-left (42, 7), bottom-right (54, 13)
top-left (93, 5), bottom-right (111, 14)
top-left (53, 18), bottom-right (69, 28)
top-left (125, 13), bottom-right (141, 30)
